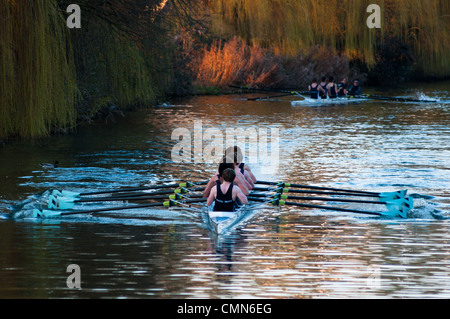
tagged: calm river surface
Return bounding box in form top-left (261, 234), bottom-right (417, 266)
top-left (1, 81), bottom-right (449, 299)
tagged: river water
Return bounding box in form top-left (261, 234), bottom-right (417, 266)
top-left (0, 81), bottom-right (449, 299)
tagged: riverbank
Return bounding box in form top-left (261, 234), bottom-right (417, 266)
top-left (2, 1), bottom-right (450, 141)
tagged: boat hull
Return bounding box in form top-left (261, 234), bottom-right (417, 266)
top-left (206, 207), bottom-right (252, 235)
top-left (291, 96), bottom-right (368, 106)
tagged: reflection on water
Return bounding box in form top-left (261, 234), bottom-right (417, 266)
top-left (0, 81), bottom-right (449, 298)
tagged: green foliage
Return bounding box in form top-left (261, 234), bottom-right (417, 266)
top-left (1, 0), bottom-right (77, 139)
top-left (1, 0), bottom-right (201, 139)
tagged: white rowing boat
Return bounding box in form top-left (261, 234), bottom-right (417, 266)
top-left (205, 206), bottom-right (253, 235)
top-left (291, 95), bottom-right (369, 106)
top-left (203, 193), bottom-right (277, 235)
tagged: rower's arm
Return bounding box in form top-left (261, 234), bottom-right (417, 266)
top-left (203, 177), bottom-right (216, 198)
top-left (244, 164), bottom-right (257, 183)
top-left (207, 186), bottom-right (217, 206)
top-left (236, 168), bottom-right (252, 190)
top-left (243, 170), bottom-right (255, 188)
top-left (235, 176), bottom-right (250, 196)
top-left (234, 187), bottom-right (248, 205)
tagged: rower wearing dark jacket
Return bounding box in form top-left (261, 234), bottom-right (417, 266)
top-left (326, 76), bottom-right (338, 99)
top-left (207, 168), bottom-right (248, 212)
top-left (319, 76), bottom-right (328, 99)
top-left (348, 79), bottom-right (362, 95)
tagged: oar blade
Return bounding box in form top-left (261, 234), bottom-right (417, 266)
top-left (48, 195), bottom-right (76, 210)
top-left (380, 207), bottom-right (408, 219)
top-left (384, 199), bottom-right (404, 210)
top-left (33, 209), bottom-right (62, 218)
top-left (379, 190), bottom-right (407, 201)
top-left (379, 197), bottom-right (413, 219)
top-left (57, 197), bottom-right (77, 210)
top-left (52, 190), bottom-right (81, 198)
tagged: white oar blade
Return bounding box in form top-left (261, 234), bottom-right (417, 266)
top-left (58, 198), bottom-right (76, 210)
top-left (381, 196), bottom-right (413, 219)
top-left (48, 195), bottom-right (75, 210)
top-left (48, 195), bottom-right (59, 209)
top-left (380, 208), bottom-right (405, 219)
top-left (404, 197), bottom-right (414, 211)
top-left (52, 190), bottom-right (81, 198)
top-left (33, 209), bottom-right (62, 218)
top-left (385, 199), bottom-right (404, 210)
top-left (61, 190), bottom-right (81, 198)
top-left (379, 190), bottom-right (407, 201)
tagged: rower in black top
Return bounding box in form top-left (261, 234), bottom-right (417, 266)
top-left (319, 76), bottom-right (328, 99)
top-left (207, 168), bottom-right (248, 212)
top-left (308, 79), bottom-right (326, 99)
top-left (213, 179), bottom-right (235, 212)
top-left (326, 76), bottom-right (338, 99)
top-left (203, 159), bottom-right (250, 198)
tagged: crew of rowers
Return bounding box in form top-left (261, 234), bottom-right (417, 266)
top-left (204, 146), bottom-right (256, 212)
top-left (308, 76), bottom-right (362, 100)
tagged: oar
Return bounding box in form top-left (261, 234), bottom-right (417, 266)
top-left (52, 187), bottom-right (205, 201)
top-left (34, 201), bottom-right (167, 218)
top-left (49, 192), bottom-right (205, 210)
top-left (247, 93), bottom-right (298, 101)
top-left (256, 181), bottom-right (406, 199)
top-left (249, 194), bottom-right (413, 211)
top-left (349, 94), bottom-right (437, 103)
top-left (51, 181), bottom-right (208, 198)
top-left (280, 200), bottom-right (408, 218)
top-left (283, 189), bottom-right (406, 201)
top-left (252, 187), bottom-right (403, 200)
top-left (33, 198), bottom-right (207, 218)
top-left (249, 197), bottom-right (408, 218)
top-left (229, 85), bottom-right (308, 96)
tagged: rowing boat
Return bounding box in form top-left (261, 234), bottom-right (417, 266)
top-left (291, 95), bottom-right (369, 106)
top-left (206, 209), bottom-right (248, 235)
top-left (204, 202), bottom-right (260, 235)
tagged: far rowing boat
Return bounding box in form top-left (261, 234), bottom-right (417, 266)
top-left (291, 95), bottom-right (369, 106)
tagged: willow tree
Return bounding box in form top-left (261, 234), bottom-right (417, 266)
top-left (59, 0), bottom-right (209, 118)
top-left (0, 0), bottom-right (77, 139)
top-left (1, 0), bottom-right (207, 139)
top-left (208, 0), bottom-right (450, 77)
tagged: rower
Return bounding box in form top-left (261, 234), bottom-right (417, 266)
top-left (319, 76), bottom-right (328, 99)
top-left (337, 78), bottom-right (348, 97)
top-left (326, 76), bottom-right (338, 99)
top-left (207, 168), bottom-right (248, 212)
top-left (348, 79), bottom-right (362, 96)
top-left (308, 79), bottom-right (325, 100)
top-left (203, 160), bottom-right (250, 198)
top-left (225, 146), bottom-right (257, 185)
